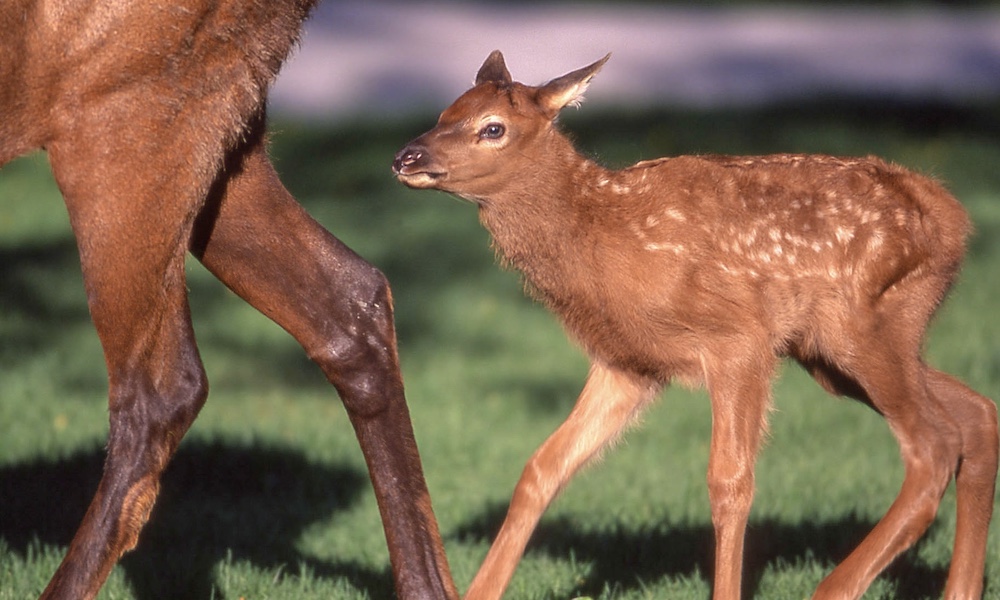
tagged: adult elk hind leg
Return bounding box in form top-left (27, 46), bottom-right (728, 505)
top-left (41, 116), bottom-right (213, 600)
top-left (191, 120), bottom-right (457, 600)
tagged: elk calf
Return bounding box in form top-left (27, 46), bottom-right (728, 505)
top-left (394, 50), bottom-right (998, 599)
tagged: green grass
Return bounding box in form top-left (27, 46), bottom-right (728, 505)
top-left (1, 98), bottom-right (999, 599)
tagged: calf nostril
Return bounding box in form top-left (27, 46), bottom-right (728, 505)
top-left (393, 147), bottom-right (428, 174)
top-left (402, 149), bottom-right (422, 165)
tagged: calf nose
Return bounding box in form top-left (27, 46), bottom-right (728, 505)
top-left (392, 146), bottom-right (425, 174)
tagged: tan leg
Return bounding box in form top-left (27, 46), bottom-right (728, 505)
top-left (703, 349), bottom-right (775, 600)
top-left (464, 362), bottom-right (659, 600)
top-left (813, 351), bottom-right (962, 599)
top-left (928, 369), bottom-right (997, 600)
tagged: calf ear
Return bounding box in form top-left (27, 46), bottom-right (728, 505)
top-left (476, 50), bottom-right (513, 86)
top-left (535, 53), bottom-right (611, 119)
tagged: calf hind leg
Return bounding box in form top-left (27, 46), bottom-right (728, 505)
top-left (927, 369), bottom-right (998, 599)
top-left (812, 345), bottom-right (964, 599)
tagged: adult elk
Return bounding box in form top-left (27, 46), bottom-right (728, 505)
top-left (393, 50), bottom-right (998, 599)
top-left (1, 2), bottom-right (457, 599)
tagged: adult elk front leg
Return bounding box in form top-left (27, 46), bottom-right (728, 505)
top-left (191, 125), bottom-right (458, 600)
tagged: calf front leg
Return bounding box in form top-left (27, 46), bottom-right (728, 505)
top-left (191, 130), bottom-right (457, 600)
top-left (704, 348), bottom-right (775, 600)
top-left (464, 362), bottom-right (659, 600)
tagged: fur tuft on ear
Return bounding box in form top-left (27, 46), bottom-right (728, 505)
top-left (476, 50), bottom-right (513, 86)
top-left (535, 53), bottom-right (611, 118)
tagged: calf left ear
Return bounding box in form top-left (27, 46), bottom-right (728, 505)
top-left (535, 53), bottom-right (611, 119)
top-left (476, 50), bottom-right (513, 86)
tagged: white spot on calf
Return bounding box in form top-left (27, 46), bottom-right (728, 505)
top-left (867, 230), bottom-right (885, 252)
top-left (783, 232), bottom-right (809, 248)
top-left (894, 209), bottom-right (910, 227)
top-left (663, 207), bottom-right (687, 222)
top-left (835, 226), bottom-right (855, 244)
top-left (630, 222), bottom-right (647, 240)
top-left (860, 210), bottom-right (881, 224)
top-left (646, 241), bottom-right (685, 255)
top-left (738, 229), bottom-right (758, 247)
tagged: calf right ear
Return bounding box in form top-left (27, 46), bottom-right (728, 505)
top-left (535, 53), bottom-right (611, 119)
top-left (476, 50), bottom-right (513, 86)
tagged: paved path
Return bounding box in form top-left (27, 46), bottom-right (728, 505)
top-left (269, 2), bottom-right (1000, 121)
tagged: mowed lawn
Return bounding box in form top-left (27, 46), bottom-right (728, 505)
top-left (1, 100), bottom-right (998, 599)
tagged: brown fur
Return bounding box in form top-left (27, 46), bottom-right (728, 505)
top-left (395, 50), bottom-right (997, 600)
top-left (2, 2), bottom-right (457, 598)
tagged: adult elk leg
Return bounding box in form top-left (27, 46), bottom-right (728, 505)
top-left (190, 126), bottom-right (457, 600)
top-left (41, 142), bottom-right (210, 600)
top-left (464, 362), bottom-right (659, 600)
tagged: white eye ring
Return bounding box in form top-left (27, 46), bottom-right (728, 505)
top-left (479, 122), bottom-right (506, 140)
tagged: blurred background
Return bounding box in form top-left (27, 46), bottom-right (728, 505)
top-left (270, 1), bottom-right (1000, 121)
top-left (2, 2), bottom-right (999, 599)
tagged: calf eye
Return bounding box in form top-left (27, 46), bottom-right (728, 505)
top-left (479, 123), bottom-right (506, 140)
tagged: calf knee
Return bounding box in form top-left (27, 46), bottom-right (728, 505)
top-left (707, 464), bottom-right (756, 529)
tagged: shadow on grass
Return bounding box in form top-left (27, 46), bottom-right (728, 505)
top-left (2, 97), bottom-right (996, 600)
top-left (0, 239), bottom-right (90, 361)
top-left (0, 440), bottom-right (392, 599)
top-left (454, 503), bottom-right (950, 599)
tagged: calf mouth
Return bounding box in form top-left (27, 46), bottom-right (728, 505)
top-left (392, 147), bottom-right (447, 188)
